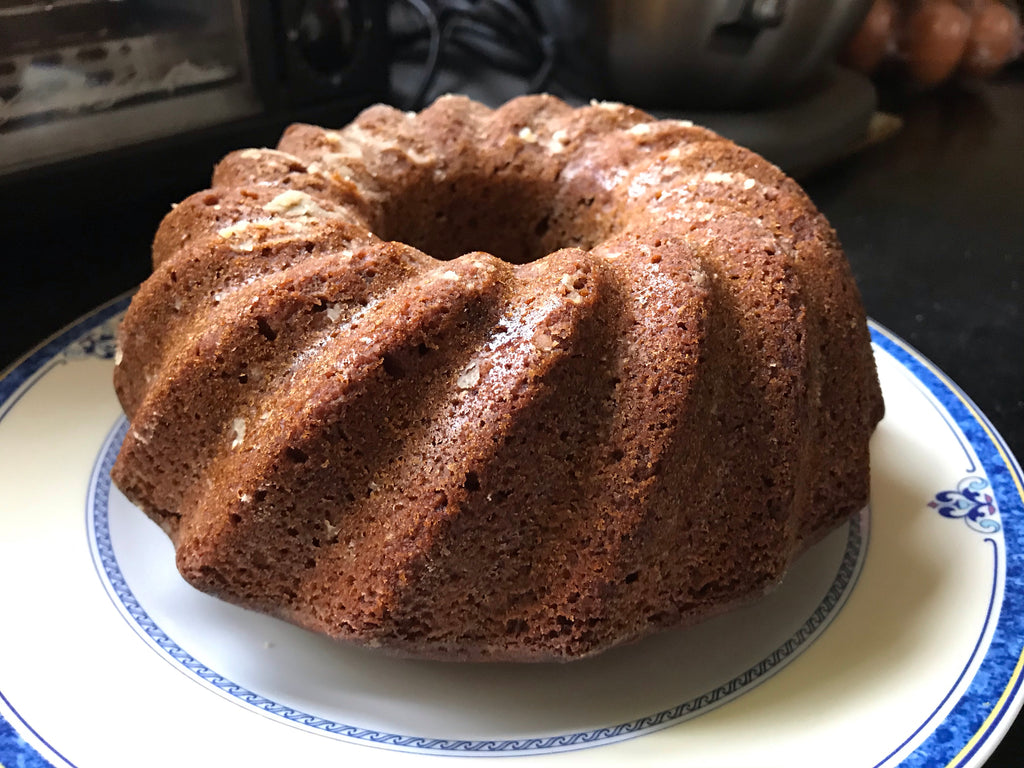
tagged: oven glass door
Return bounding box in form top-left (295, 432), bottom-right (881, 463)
top-left (0, 0), bottom-right (261, 173)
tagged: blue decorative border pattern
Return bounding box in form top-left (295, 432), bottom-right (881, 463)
top-left (870, 323), bottom-right (1024, 768)
top-left (0, 298), bottom-right (133, 768)
top-left (0, 296), bottom-right (129, 427)
top-left (0, 705), bottom-right (60, 768)
top-left (86, 418), bottom-right (867, 755)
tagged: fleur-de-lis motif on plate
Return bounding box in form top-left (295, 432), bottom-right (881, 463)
top-left (928, 476), bottom-right (1001, 534)
top-left (64, 315), bottom-right (120, 361)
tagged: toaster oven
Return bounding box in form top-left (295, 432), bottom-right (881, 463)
top-left (0, 0), bottom-right (390, 177)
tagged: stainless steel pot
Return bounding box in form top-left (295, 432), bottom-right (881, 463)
top-left (539, 0), bottom-right (873, 108)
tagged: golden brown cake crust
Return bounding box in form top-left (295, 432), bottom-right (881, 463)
top-left (112, 94), bottom-right (884, 662)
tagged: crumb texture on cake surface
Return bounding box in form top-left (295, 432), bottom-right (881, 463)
top-left (111, 94), bottom-right (884, 662)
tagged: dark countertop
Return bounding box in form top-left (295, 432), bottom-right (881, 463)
top-left (1, 70), bottom-right (1022, 765)
top-left (805, 78), bottom-right (1023, 469)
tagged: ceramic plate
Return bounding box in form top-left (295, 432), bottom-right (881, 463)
top-left (1, 296), bottom-right (1022, 768)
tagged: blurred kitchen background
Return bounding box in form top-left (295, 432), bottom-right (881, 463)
top-left (1, 0), bottom-right (1019, 182)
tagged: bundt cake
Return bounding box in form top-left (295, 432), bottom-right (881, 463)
top-left (111, 94), bottom-right (884, 662)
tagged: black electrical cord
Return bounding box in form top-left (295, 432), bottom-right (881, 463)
top-left (401, 0), bottom-right (443, 109)
top-left (528, 30), bottom-right (556, 92)
top-left (395, 0), bottom-right (557, 110)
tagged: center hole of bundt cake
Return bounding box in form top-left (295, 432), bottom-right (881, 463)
top-left (376, 171), bottom-right (599, 264)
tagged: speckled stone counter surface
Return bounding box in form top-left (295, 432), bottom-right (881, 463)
top-left (2, 70), bottom-right (1022, 765)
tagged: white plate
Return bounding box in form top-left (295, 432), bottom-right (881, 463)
top-left (1, 296), bottom-right (1022, 768)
